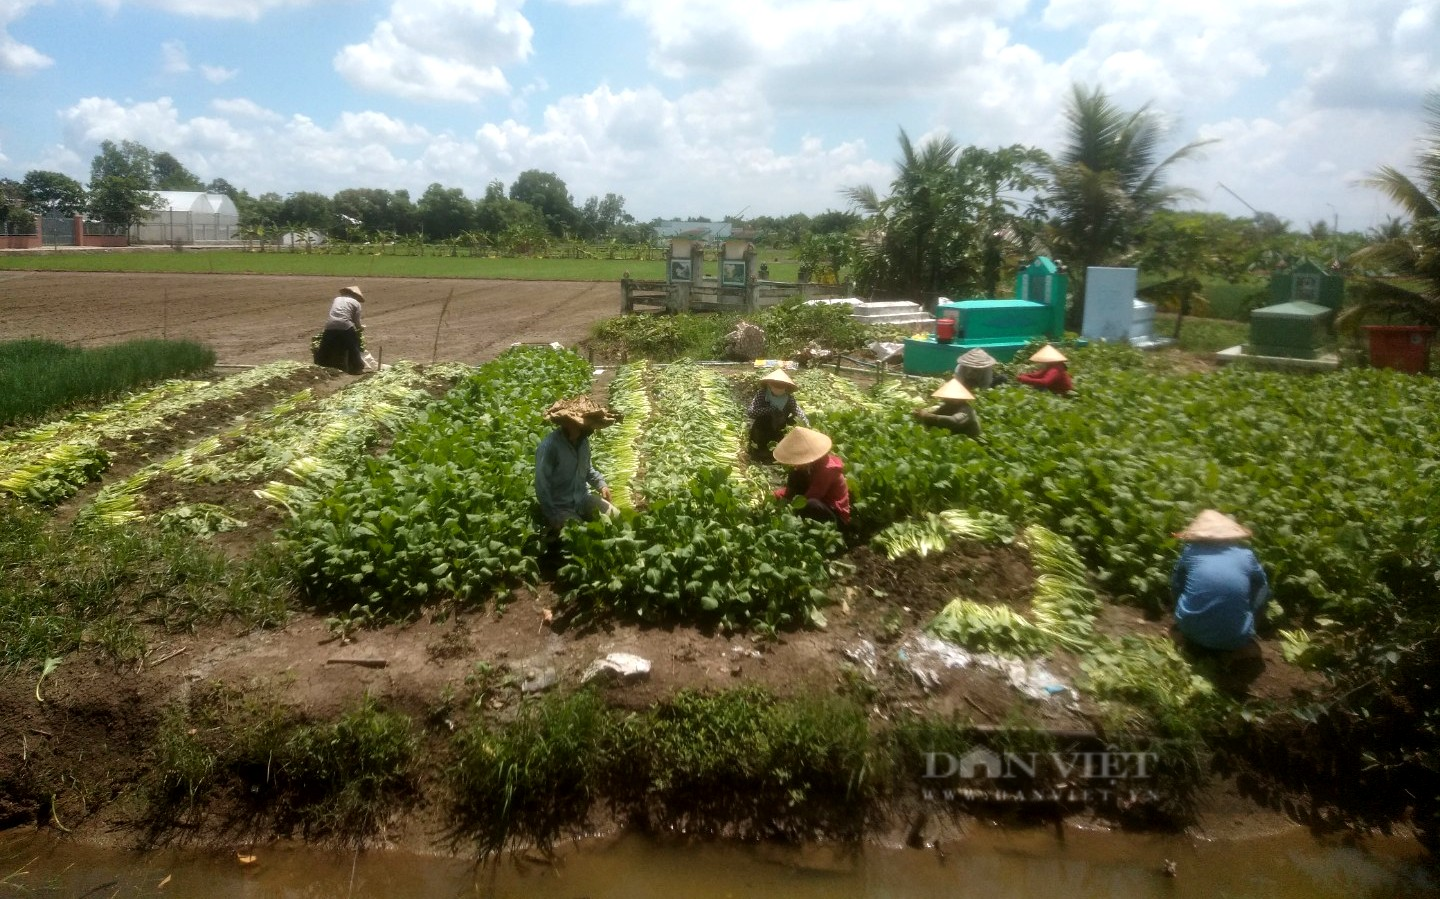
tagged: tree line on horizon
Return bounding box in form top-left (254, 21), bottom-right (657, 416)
top-left (2, 83), bottom-right (1434, 328)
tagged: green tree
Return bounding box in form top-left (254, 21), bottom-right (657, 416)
top-left (417, 183), bottom-right (474, 240)
top-left (845, 129), bottom-right (970, 301)
top-left (86, 176), bottom-right (162, 227)
top-left (475, 180), bottom-right (545, 236)
top-left (280, 191), bottom-right (335, 232)
top-left (1345, 90), bottom-right (1440, 328)
top-left (332, 187), bottom-right (417, 236)
top-left (845, 131), bottom-right (1047, 302)
top-left (1046, 84), bottom-right (1211, 327)
top-left (0, 178), bottom-right (24, 228)
top-left (957, 145), bottom-right (1051, 297)
top-left (152, 151), bottom-right (204, 191)
top-left (509, 170), bottom-right (579, 237)
top-left (90, 139), bottom-right (156, 188)
top-left (21, 170), bottom-right (87, 216)
top-left (578, 192), bottom-right (630, 239)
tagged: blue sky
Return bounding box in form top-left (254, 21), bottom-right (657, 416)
top-left (2, 0), bottom-right (1437, 232)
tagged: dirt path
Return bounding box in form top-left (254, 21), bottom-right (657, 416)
top-left (0, 272), bottom-right (619, 364)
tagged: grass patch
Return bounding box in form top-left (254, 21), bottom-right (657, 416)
top-left (0, 251), bottom-right (802, 282)
top-left (1155, 314), bottom-right (1249, 353)
top-left (0, 338), bottom-right (215, 427)
top-left (153, 690), bottom-right (417, 838)
top-left (0, 501), bottom-right (295, 671)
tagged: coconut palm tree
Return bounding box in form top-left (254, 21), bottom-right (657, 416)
top-left (844, 131), bottom-right (1047, 303)
top-left (1344, 91), bottom-right (1440, 328)
top-left (1047, 84), bottom-right (1212, 327)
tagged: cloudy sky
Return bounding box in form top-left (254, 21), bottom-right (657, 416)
top-left (1, 0), bottom-right (1436, 232)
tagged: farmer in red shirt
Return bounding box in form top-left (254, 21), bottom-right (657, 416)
top-left (1016, 344), bottom-right (1073, 394)
top-left (771, 427), bottom-right (850, 525)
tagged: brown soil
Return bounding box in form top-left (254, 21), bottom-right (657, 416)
top-left (0, 271), bottom-right (620, 365)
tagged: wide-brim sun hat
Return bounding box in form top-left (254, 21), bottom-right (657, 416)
top-left (772, 426), bottom-right (832, 466)
top-left (1175, 509), bottom-right (1253, 542)
top-left (759, 368), bottom-right (796, 389)
top-left (544, 395), bottom-right (622, 430)
top-left (931, 378), bottom-right (975, 402)
top-left (339, 285), bottom-right (365, 301)
top-left (1029, 344), bottom-right (1067, 364)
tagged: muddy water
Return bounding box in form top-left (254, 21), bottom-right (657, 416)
top-left (1, 827), bottom-right (1434, 898)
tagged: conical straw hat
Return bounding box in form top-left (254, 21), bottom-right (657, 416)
top-left (1029, 344), bottom-right (1067, 364)
top-left (958, 348), bottom-right (997, 368)
top-left (1175, 509), bottom-right (1253, 542)
top-left (931, 378), bottom-right (975, 402)
top-left (339, 285), bottom-right (365, 301)
top-left (759, 368), bottom-right (796, 389)
top-left (544, 395), bottom-right (622, 429)
top-left (772, 426), bottom-right (832, 466)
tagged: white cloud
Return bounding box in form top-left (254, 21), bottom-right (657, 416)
top-left (160, 40), bottom-right (189, 74)
top-left (91, 0), bottom-right (336, 23)
top-left (210, 97), bottom-right (282, 122)
top-left (1, 0), bottom-right (53, 74)
top-left (334, 0), bottom-right (533, 103)
top-left (200, 64), bottom-right (237, 84)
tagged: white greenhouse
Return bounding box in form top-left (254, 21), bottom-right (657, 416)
top-left (132, 191), bottom-right (240, 244)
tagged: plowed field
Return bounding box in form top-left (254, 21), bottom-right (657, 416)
top-left (0, 271), bottom-right (618, 364)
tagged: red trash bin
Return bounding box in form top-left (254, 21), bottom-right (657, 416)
top-left (1363, 325), bottom-right (1435, 373)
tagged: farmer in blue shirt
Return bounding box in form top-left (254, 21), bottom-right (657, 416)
top-left (1170, 510), bottom-right (1270, 652)
top-left (535, 395), bottom-right (621, 530)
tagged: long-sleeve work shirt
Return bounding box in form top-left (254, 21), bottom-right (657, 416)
top-left (535, 428), bottom-right (607, 527)
top-left (1171, 543), bottom-right (1270, 651)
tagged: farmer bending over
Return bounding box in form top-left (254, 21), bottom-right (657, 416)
top-left (313, 285), bottom-right (367, 375)
top-left (1016, 344), bottom-right (1073, 395)
top-left (747, 368), bottom-right (809, 462)
top-left (771, 427), bottom-right (850, 525)
top-left (1170, 510), bottom-right (1270, 655)
top-left (535, 396), bottom-right (621, 530)
top-left (913, 378), bottom-right (981, 439)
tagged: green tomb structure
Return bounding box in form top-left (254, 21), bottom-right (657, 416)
top-left (903, 257), bottom-right (1069, 375)
top-left (1217, 260), bottom-right (1344, 370)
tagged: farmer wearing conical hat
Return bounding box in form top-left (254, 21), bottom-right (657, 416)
top-left (912, 378), bottom-right (981, 438)
top-left (953, 347), bottom-right (1000, 391)
top-left (313, 285), bottom-right (368, 375)
top-left (1016, 344), bottom-right (1073, 395)
top-left (535, 395), bottom-right (622, 530)
top-left (1170, 510), bottom-right (1271, 653)
top-left (746, 367), bottom-right (809, 463)
top-left (770, 427), bottom-right (850, 524)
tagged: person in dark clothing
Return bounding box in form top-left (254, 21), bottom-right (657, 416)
top-left (913, 378), bottom-right (981, 438)
top-left (313, 285), bottom-right (367, 374)
top-left (535, 396), bottom-right (622, 531)
top-left (746, 368), bottom-right (809, 462)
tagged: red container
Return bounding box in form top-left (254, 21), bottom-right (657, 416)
top-left (934, 316), bottom-right (956, 343)
top-left (1363, 325), bottom-right (1435, 373)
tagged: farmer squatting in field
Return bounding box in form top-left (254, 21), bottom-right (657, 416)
top-left (746, 368), bottom-right (809, 462)
top-left (535, 396), bottom-right (621, 530)
top-left (770, 426), bottom-right (852, 525)
top-left (1170, 509), bottom-right (1271, 657)
top-left (312, 285), bottom-right (367, 375)
top-left (912, 378), bottom-right (982, 439)
top-left (1017, 344), bottom-right (1074, 395)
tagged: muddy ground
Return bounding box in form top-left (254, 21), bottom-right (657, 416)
top-left (0, 271), bottom-right (619, 365)
top-left (0, 272), bottom-right (1336, 855)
